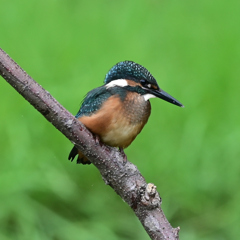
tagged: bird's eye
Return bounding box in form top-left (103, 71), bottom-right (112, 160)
top-left (140, 79), bottom-right (152, 89)
top-left (140, 79), bottom-right (147, 85)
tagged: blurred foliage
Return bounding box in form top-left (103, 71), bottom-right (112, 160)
top-left (0, 0), bottom-right (240, 239)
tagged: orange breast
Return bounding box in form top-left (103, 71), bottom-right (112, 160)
top-left (78, 93), bottom-right (151, 148)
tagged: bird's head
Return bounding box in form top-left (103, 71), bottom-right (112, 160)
top-left (104, 61), bottom-right (183, 107)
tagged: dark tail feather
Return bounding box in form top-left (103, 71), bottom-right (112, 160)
top-left (77, 156), bottom-right (91, 165)
top-left (68, 146), bottom-right (91, 165)
top-left (68, 146), bottom-right (78, 162)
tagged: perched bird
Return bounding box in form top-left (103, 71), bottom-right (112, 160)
top-left (68, 61), bottom-right (183, 164)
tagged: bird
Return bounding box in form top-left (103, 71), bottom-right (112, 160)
top-left (68, 61), bottom-right (183, 165)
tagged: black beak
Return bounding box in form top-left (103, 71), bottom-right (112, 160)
top-left (149, 88), bottom-right (184, 107)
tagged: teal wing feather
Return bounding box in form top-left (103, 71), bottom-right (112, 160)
top-left (69, 86), bottom-right (112, 164)
top-left (75, 86), bottom-right (112, 118)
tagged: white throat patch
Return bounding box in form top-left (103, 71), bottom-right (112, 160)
top-left (105, 79), bottom-right (128, 89)
top-left (143, 94), bottom-right (156, 101)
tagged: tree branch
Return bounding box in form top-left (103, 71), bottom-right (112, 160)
top-left (0, 48), bottom-right (180, 240)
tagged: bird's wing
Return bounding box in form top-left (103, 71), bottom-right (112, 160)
top-left (75, 86), bottom-right (112, 118)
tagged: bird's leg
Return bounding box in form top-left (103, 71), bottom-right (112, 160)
top-left (93, 134), bottom-right (102, 146)
top-left (119, 147), bottom-right (128, 165)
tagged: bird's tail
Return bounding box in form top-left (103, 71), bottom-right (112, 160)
top-left (68, 146), bottom-right (91, 165)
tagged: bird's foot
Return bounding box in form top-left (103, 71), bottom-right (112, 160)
top-left (94, 134), bottom-right (102, 145)
top-left (119, 147), bottom-right (128, 165)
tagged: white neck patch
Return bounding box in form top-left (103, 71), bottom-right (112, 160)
top-left (143, 93), bottom-right (156, 101)
top-left (105, 79), bottom-right (128, 89)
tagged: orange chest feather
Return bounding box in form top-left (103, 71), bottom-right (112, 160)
top-left (78, 93), bottom-right (151, 148)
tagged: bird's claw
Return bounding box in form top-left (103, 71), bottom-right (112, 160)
top-left (119, 147), bottom-right (128, 165)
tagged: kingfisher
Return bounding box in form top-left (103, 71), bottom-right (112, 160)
top-left (68, 61), bottom-right (183, 165)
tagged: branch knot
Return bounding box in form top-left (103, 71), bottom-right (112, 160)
top-left (140, 183), bottom-right (162, 209)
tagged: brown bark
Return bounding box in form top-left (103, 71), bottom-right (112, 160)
top-left (0, 48), bottom-right (180, 240)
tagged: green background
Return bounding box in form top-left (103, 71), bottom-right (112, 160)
top-left (0, 0), bottom-right (239, 239)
